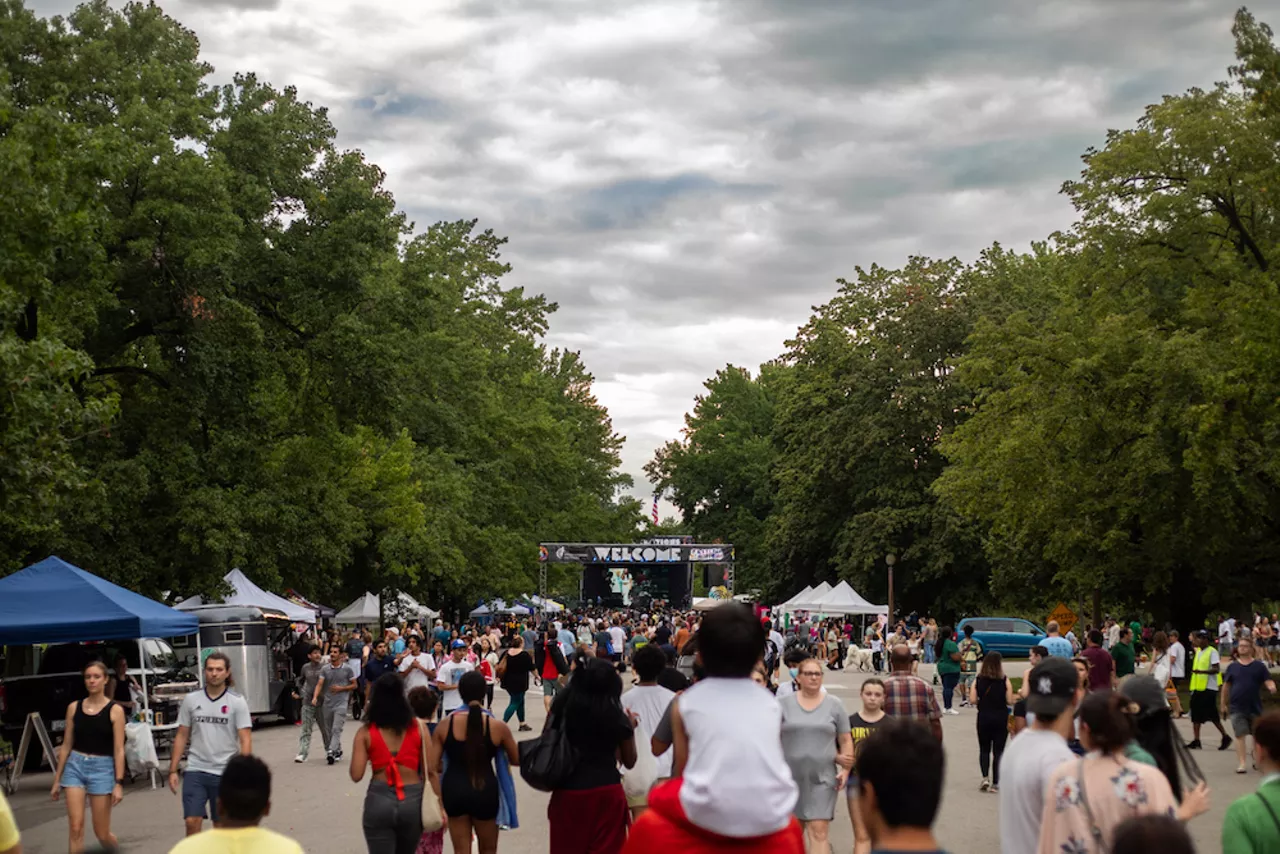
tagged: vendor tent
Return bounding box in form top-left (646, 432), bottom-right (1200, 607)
top-left (0, 556), bottom-right (198, 645)
top-left (336, 591), bottom-right (439, 624)
top-left (385, 591), bottom-right (439, 622)
top-left (777, 585), bottom-right (814, 609)
top-left (335, 592), bottom-right (380, 625)
top-left (285, 589), bottom-right (336, 619)
top-left (526, 595), bottom-right (563, 613)
top-left (808, 581), bottom-right (884, 615)
top-left (176, 569), bottom-right (315, 623)
top-left (469, 602), bottom-right (491, 618)
top-left (784, 581), bottom-right (833, 611)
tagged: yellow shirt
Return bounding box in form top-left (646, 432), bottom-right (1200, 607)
top-left (168, 826), bottom-right (303, 854)
top-left (0, 790), bottom-right (19, 852)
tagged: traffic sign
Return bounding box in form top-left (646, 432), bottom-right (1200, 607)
top-left (1048, 603), bottom-right (1077, 636)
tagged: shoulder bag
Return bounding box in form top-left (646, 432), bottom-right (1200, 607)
top-left (418, 721), bottom-right (444, 832)
top-left (518, 710), bottom-right (578, 792)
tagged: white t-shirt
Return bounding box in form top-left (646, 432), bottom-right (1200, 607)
top-left (622, 684), bottom-right (677, 777)
top-left (677, 678), bottom-right (797, 838)
top-left (1219, 619), bottom-right (1236, 643)
top-left (1202, 648), bottom-right (1222, 691)
top-left (398, 653), bottom-right (436, 694)
top-left (998, 728), bottom-right (1075, 854)
top-left (1169, 641), bottom-right (1186, 678)
top-left (177, 689), bottom-right (252, 776)
top-left (609, 626), bottom-right (626, 654)
top-left (436, 659), bottom-right (474, 712)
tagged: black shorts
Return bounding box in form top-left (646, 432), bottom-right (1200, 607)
top-left (1190, 690), bottom-right (1221, 724)
top-left (1013, 699), bottom-right (1027, 719)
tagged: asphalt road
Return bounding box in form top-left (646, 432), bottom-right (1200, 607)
top-left (8, 661), bottom-right (1253, 853)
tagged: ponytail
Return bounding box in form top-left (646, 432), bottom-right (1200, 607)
top-left (464, 704), bottom-right (486, 789)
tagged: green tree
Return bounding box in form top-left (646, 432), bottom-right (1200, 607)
top-left (938, 7), bottom-right (1280, 624)
top-left (647, 364), bottom-right (781, 594)
top-left (768, 258), bottom-right (991, 616)
top-left (0, 0), bottom-right (640, 610)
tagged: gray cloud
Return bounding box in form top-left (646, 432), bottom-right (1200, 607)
top-left (22, 0), bottom-right (1280, 508)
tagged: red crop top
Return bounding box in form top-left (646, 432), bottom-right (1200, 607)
top-left (369, 723), bottom-right (422, 800)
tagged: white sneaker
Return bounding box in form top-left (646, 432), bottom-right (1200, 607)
top-left (945, 708), bottom-right (960, 716)
top-left (294, 754), bottom-right (305, 763)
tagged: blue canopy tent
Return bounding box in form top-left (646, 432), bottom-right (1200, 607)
top-left (0, 556), bottom-right (197, 645)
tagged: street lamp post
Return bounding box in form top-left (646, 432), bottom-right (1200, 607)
top-left (885, 554), bottom-right (897, 624)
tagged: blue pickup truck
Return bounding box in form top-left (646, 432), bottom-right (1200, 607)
top-left (955, 617), bottom-right (1049, 659)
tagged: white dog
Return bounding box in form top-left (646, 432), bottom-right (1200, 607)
top-left (844, 644), bottom-right (874, 672)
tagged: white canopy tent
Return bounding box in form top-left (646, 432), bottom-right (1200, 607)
top-left (777, 585), bottom-right (814, 609)
top-left (807, 581), bottom-right (885, 615)
top-left (384, 591), bottom-right (439, 622)
top-left (469, 603), bottom-right (491, 618)
top-left (334, 591), bottom-right (439, 625)
top-left (176, 568), bottom-right (315, 622)
top-left (782, 581), bottom-right (833, 612)
top-left (335, 592), bottom-right (380, 625)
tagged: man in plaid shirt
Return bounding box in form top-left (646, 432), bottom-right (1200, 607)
top-left (882, 645), bottom-right (943, 742)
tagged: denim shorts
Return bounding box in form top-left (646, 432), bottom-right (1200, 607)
top-left (60, 751), bottom-right (116, 795)
top-left (182, 770), bottom-right (222, 820)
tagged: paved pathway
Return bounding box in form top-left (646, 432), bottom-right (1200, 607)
top-left (8, 662), bottom-right (1252, 852)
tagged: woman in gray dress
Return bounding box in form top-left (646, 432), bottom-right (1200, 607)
top-left (779, 658), bottom-right (853, 854)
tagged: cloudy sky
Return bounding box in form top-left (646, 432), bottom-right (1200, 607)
top-left (30, 0), bottom-right (1280, 512)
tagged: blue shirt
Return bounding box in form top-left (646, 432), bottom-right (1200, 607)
top-left (390, 638), bottom-right (406, 656)
top-left (1041, 636), bottom-right (1073, 658)
top-left (557, 629), bottom-right (576, 655)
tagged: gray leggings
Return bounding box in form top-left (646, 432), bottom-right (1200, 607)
top-left (362, 781), bottom-right (424, 854)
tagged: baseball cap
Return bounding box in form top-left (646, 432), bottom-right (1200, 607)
top-left (1119, 675), bottom-right (1167, 717)
top-left (450, 639), bottom-right (467, 650)
top-left (1025, 657), bottom-right (1079, 717)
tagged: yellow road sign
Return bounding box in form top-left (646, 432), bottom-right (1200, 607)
top-left (1048, 603), bottom-right (1077, 636)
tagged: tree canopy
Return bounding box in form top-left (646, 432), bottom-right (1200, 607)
top-left (654, 8), bottom-right (1280, 624)
top-left (0, 0), bottom-right (640, 607)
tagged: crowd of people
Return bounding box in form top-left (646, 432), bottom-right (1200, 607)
top-left (4, 603), bottom-right (1280, 854)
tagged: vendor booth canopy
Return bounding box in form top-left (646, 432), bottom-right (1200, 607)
top-left (176, 568), bottom-right (315, 623)
top-left (805, 580), bottom-right (885, 615)
top-left (337, 591), bottom-right (439, 624)
top-left (385, 591), bottom-right (439, 622)
top-left (469, 602), bottom-right (491, 618)
top-left (335, 592), bottom-right (380, 625)
top-left (782, 581), bottom-right (833, 611)
top-left (0, 556), bottom-right (198, 645)
top-left (285, 589), bottom-right (336, 619)
top-left (778, 585), bottom-right (814, 609)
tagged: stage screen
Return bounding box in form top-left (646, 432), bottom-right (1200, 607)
top-left (582, 563), bottom-right (692, 609)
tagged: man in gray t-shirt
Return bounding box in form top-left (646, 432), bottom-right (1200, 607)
top-left (168, 653), bottom-right (252, 835)
top-left (316, 646), bottom-right (356, 764)
top-left (293, 646), bottom-right (326, 762)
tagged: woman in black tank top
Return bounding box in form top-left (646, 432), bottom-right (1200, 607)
top-left (51, 660), bottom-right (128, 852)
top-left (428, 672), bottom-right (519, 854)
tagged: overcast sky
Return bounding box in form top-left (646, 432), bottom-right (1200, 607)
top-left (30, 0), bottom-right (1280, 514)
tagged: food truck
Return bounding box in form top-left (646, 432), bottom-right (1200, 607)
top-left (173, 605), bottom-right (299, 722)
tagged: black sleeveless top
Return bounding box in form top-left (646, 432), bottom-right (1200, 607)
top-left (74, 699), bottom-right (116, 756)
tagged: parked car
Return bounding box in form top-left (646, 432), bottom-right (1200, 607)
top-left (955, 617), bottom-right (1047, 658)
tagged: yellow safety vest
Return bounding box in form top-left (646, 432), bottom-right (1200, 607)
top-left (1189, 646), bottom-right (1222, 691)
